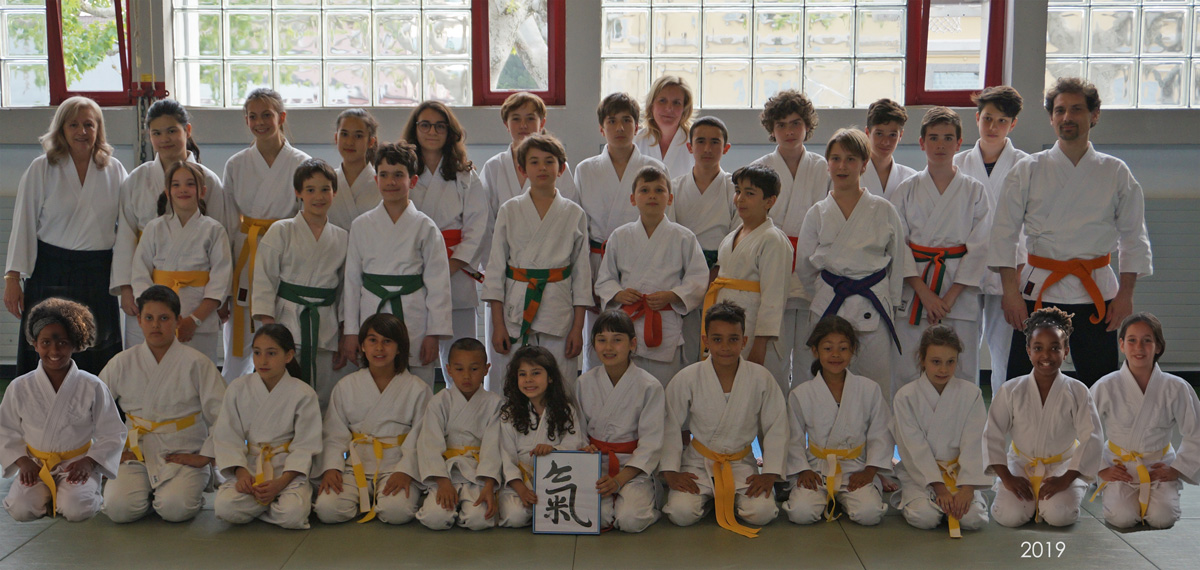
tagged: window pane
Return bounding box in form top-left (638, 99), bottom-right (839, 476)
top-left (276, 12), bottom-right (321, 57)
top-left (1087, 59), bottom-right (1137, 108)
top-left (1046, 8), bottom-right (1087, 56)
top-left (652, 59), bottom-right (700, 95)
top-left (374, 0), bottom-right (420, 6)
top-left (325, 61), bottom-right (371, 106)
top-left (376, 60), bottom-right (421, 105)
top-left (601, 58), bottom-right (648, 98)
top-left (804, 58), bottom-right (853, 108)
top-left (174, 11), bottom-right (222, 58)
top-left (5, 11), bottom-right (47, 57)
top-left (701, 59), bottom-right (751, 108)
top-left (61, 0), bottom-right (123, 91)
top-left (487, 0), bottom-right (550, 92)
top-left (856, 7), bottom-right (903, 57)
top-left (227, 12), bottom-right (272, 57)
top-left (376, 11), bottom-right (421, 57)
top-left (1193, 60), bottom-right (1200, 108)
top-left (654, 9), bottom-right (701, 56)
top-left (4, 60), bottom-right (49, 106)
top-left (704, 9), bottom-right (752, 57)
top-left (424, 60), bottom-right (471, 105)
top-left (806, 8), bottom-right (853, 57)
top-left (1138, 59), bottom-right (1187, 107)
top-left (603, 8), bottom-right (650, 57)
top-left (276, 60), bottom-right (321, 107)
top-left (175, 60), bottom-right (223, 106)
top-left (226, 60), bottom-right (272, 106)
top-left (423, 10), bottom-right (470, 59)
top-left (326, 12), bottom-right (371, 58)
top-left (754, 9), bottom-right (802, 57)
top-left (753, 59), bottom-right (801, 107)
top-left (855, 58), bottom-right (903, 107)
top-left (1088, 8), bottom-right (1138, 57)
top-left (1141, 8), bottom-right (1189, 56)
top-left (1045, 58), bottom-right (1084, 92)
top-left (923, 0), bottom-right (988, 91)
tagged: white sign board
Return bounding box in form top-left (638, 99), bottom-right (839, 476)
top-left (532, 451), bottom-right (601, 535)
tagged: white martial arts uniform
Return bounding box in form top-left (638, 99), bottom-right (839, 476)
top-left (891, 375), bottom-right (991, 531)
top-left (412, 164), bottom-right (489, 370)
top-left (314, 369), bottom-right (430, 525)
top-left (784, 371), bottom-right (892, 526)
top-left (863, 157), bottom-right (917, 199)
top-left (6, 155), bottom-right (127, 280)
top-left (575, 146), bottom-right (666, 373)
top-left (661, 358), bottom-right (787, 528)
top-left (710, 220), bottom-right (793, 368)
top-left (213, 372), bottom-right (321, 529)
top-left (1090, 363), bottom-right (1200, 529)
top-left (594, 217), bottom-right (709, 385)
top-left (496, 403), bottom-right (590, 528)
top-left (343, 202), bottom-right (453, 388)
top-left (481, 191), bottom-right (592, 395)
top-left (752, 150), bottom-right (831, 392)
top-left (669, 169), bottom-right (735, 367)
top-left (955, 139), bottom-right (1028, 392)
top-left (414, 386), bottom-right (504, 530)
top-left (131, 213), bottom-right (233, 363)
top-left (889, 169), bottom-right (990, 392)
top-left (220, 142), bottom-right (309, 382)
top-left (796, 192), bottom-right (907, 397)
top-left (252, 212), bottom-right (349, 410)
top-left (99, 341), bottom-right (225, 523)
top-left (329, 163), bottom-right (378, 232)
top-left (634, 127), bottom-right (693, 180)
top-left (576, 363), bottom-right (665, 532)
top-left (114, 154), bottom-right (234, 349)
top-left (984, 372), bottom-right (1102, 527)
top-left (0, 362), bottom-right (125, 522)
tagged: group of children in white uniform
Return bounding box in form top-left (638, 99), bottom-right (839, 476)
top-left (1, 77), bottom-right (1197, 538)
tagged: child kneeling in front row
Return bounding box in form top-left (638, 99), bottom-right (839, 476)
top-left (660, 301), bottom-right (787, 537)
top-left (784, 316), bottom-right (891, 526)
top-left (891, 324), bottom-right (991, 535)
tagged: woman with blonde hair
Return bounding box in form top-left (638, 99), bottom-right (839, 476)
top-left (4, 96), bottom-right (127, 374)
top-left (633, 76), bottom-right (695, 179)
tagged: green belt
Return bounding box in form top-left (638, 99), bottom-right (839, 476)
top-left (361, 273), bottom-right (424, 324)
top-left (504, 265), bottom-right (573, 346)
top-left (702, 249), bottom-right (719, 269)
top-left (276, 281), bottom-right (338, 385)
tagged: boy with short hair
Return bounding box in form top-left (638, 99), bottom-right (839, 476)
top-left (890, 107), bottom-right (990, 394)
top-left (342, 142), bottom-right (453, 389)
top-left (575, 93), bottom-right (666, 372)
top-left (671, 116), bottom-right (737, 367)
top-left (954, 85), bottom-right (1028, 393)
top-left (661, 301), bottom-right (788, 537)
top-left (482, 133), bottom-right (592, 395)
top-left (751, 90), bottom-right (830, 393)
top-left (703, 165), bottom-right (792, 374)
top-left (595, 165), bottom-right (709, 385)
top-left (414, 338), bottom-right (504, 530)
top-left (863, 98), bottom-right (917, 199)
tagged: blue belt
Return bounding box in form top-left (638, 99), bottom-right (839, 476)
top-left (819, 268), bottom-right (901, 353)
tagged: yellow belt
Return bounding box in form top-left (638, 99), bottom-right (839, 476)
top-left (701, 277), bottom-right (761, 339)
top-left (151, 269), bottom-right (211, 294)
top-left (231, 216), bottom-right (280, 357)
top-left (937, 458), bottom-right (963, 538)
top-left (26, 442), bottom-right (92, 517)
top-left (124, 412), bottom-right (200, 462)
top-left (808, 442), bottom-right (864, 522)
top-left (691, 439), bottom-right (758, 538)
top-left (349, 432), bottom-right (407, 523)
top-left (443, 446), bottom-right (481, 462)
top-left (249, 440), bottom-right (292, 492)
top-left (1011, 440), bottom-right (1075, 522)
top-left (1090, 440), bottom-right (1170, 522)
top-left (518, 462), bottom-right (533, 486)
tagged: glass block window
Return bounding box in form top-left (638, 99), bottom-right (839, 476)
top-left (172, 0), bottom-right (473, 108)
top-left (1046, 0), bottom-right (1198, 108)
top-left (600, 0), bottom-right (907, 109)
top-left (1, 0), bottom-right (50, 107)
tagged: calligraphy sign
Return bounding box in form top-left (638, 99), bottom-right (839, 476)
top-left (533, 451), bottom-right (601, 535)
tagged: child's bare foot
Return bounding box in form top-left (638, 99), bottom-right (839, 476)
top-left (879, 473), bottom-right (898, 493)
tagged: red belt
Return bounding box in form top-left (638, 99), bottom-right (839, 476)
top-left (588, 436), bottom-right (638, 478)
top-left (787, 235), bottom-right (798, 272)
top-left (1027, 253), bottom-right (1111, 325)
top-left (441, 229), bottom-right (483, 283)
top-left (589, 238), bottom-right (607, 257)
top-left (622, 297), bottom-right (664, 347)
top-left (908, 242), bottom-right (967, 326)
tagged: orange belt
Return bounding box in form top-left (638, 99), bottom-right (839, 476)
top-left (505, 264), bottom-right (572, 346)
top-left (1026, 253), bottom-right (1111, 324)
top-left (589, 238), bottom-right (607, 257)
top-left (441, 229), bottom-right (484, 283)
top-left (691, 439), bottom-right (759, 538)
top-left (787, 235), bottom-right (799, 272)
top-left (231, 216), bottom-right (280, 357)
top-left (588, 436), bottom-right (638, 478)
top-left (908, 242), bottom-right (968, 326)
top-left (622, 297), bottom-right (664, 347)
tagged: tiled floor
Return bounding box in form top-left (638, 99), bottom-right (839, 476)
top-left (1, 476), bottom-right (1197, 570)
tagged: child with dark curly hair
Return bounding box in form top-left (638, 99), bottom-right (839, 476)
top-left (0, 297), bottom-right (125, 522)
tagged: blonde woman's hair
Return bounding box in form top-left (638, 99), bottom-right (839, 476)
top-left (643, 75), bottom-right (694, 146)
top-left (40, 96), bottom-right (112, 168)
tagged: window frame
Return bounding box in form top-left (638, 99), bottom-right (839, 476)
top-left (905, 0), bottom-right (1007, 107)
top-left (46, 0), bottom-right (134, 106)
top-left (471, 0), bottom-right (566, 106)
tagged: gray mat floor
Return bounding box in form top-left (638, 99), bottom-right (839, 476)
top-left (1, 475), bottom-right (1198, 570)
